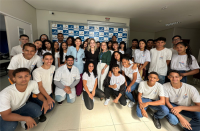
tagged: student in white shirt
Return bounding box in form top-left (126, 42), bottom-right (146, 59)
top-left (110, 41), bottom-right (119, 55)
top-left (122, 56), bottom-right (142, 107)
top-left (137, 72), bottom-right (168, 129)
top-left (169, 35), bottom-right (182, 55)
top-left (34, 39), bottom-right (43, 58)
top-left (132, 39), bottom-right (151, 80)
top-left (57, 33), bottom-right (64, 47)
top-left (104, 64), bottom-right (127, 106)
top-left (54, 55), bottom-right (80, 105)
top-left (7, 43), bottom-right (43, 84)
top-left (164, 70), bottom-right (200, 131)
top-left (148, 37), bottom-right (172, 84)
top-left (0, 68), bottom-right (49, 131)
top-left (31, 53), bottom-right (55, 120)
top-left (171, 42), bottom-right (199, 83)
top-left (82, 62), bottom-right (105, 110)
top-left (58, 42), bottom-right (68, 67)
top-left (42, 40), bottom-right (54, 54)
top-left (53, 41), bottom-right (59, 69)
top-left (10, 34), bottom-right (29, 57)
top-left (119, 41), bottom-right (126, 54)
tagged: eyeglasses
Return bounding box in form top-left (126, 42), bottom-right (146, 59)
top-left (173, 38), bottom-right (180, 41)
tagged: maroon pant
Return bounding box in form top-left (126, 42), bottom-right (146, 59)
top-left (76, 74), bottom-right (83, 96)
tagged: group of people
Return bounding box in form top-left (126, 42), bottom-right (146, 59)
top-left (0, 33), bottom-right (200, 131)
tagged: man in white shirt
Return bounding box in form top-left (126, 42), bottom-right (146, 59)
top-left (31, 53), bottom-right (55, 121)
top-left (54, 55), bottom-right (80, 105)
top-left (7, 43), bottom-right (43, 84)
top-left (104, 64), bottom-right (126, 106)
top-left (164, 70), bottom-right (200, 131)
top-left (57, 33), bottom-right (64, 47)
top-left (0, 68), bottom-right (49, 131)
top-left (137, 72), bottom-right (168, 129)
top-left (148, 37), bottom-right (172, 84)
top-left (169, 35), bottom-right (182, 55)
top-left (10, 34), bottom-right (29, 57)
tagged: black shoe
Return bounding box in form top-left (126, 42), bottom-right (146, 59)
top-left (39, 114), bottom-right (46, 122)
top-left (152, 115), bottom-right (161, 129)
top-left (58, 101), bottom-right (63, 105)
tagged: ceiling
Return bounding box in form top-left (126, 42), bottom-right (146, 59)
top-left (25, 0), bottom-right (200, 32)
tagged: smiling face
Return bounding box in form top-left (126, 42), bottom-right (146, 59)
top-left (43, 55), bottom-right (53, 66)
top-left (75, 39), bottom-right (81, 47)
top-left (122, 59), bottom-right (129, 67)
top-left (168, 72), bottom-right (182, 84)
top-left (54, 42), bottom-right (59, 50)
top-left (66, 58), bottom-right (74, 66)
top-left (62, 42), bottom-right (68, 50)
top-left (113, 43), bottom-right (119, 50)
top-left (89, 40), bottom-right (96, 48)
top-left (101, 42), bottom-right (107, 51)
top-left (45, 41), bottom-right (51, 50)
top-left (20, 36), bottom-right (29, 45)
top-left (148, 74), bottom-right (159, 85)
top-left (88, 63), bottom-right (94, 72)
top-left (34, 41), bottom-right (42, 50)
top-left (13, 71), bottom-right (31, 86)
top-left (112, 66), bottom-right (120, 74)
top-left (67, 38), bottom-right (72, 46)
top-left (41, 35), bottom-right (47, 41)
top-left (114, 52), bottom-right (120, 61)
top-left (176, 44), bottom-right (187, 54)
top-left (57, 34), bottom-right (64, 41)
top-left (139, 41), bottom-right (146, 49)
top-left (172, 36), bottom-right (182, 45)
top-left (23, 46), bottom-right (36, 59)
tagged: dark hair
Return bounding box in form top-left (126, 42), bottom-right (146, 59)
top-left (138, 39), bottom-right (147, 51)
top-left (132, 39), bottom-right (138, 43)
top-left (148, 71), bottom-right (159, 77)
top-left (66, 36), bottom-right (75, 47)
top-left (65, 55), bottom-right (74, 60)
top-left (176, 42), bottom-right (192, 66)
top-left (112, 35), bottom-right (117, 38)
top-left (34, 39), bottom-right (43, 56)
top-left (84, 62), bottom-right (97, 77)
top-left (23, 43), bottom-right (36, 51)
top-left (43, 40), bottom-right (55, 65)
top-left (157, 37), bottom-right (166, 42)
top-left (13, 68), bottom-right (30, 77)
top-left (122, 55), bottom-right (130, 61)
top-left (112, 63), bottom-right (119, 68)
top-left (119, 41), bottom-right (126, 52)
top-left (107, 40), bottom-right (113, 50)
top-left (53, 41), bottom-right (59, 52)
top-left (153, 39), bottom-right (157, 43)
top-left (43, 52), bottom-right (54, 59)
top-left (20, 34), bottom-right (29, 39)
top-left (168, 70), bottom-right (181, 76)
top-left (172, 35), bottom-right (182, 41)
top-left (39, 34), bottom-right (49, 41)
top-left (57, 33), bottom-right (63, 36)
top-left (59, 42), bottom-right (68, 64)
top-left (109, 51), bottom-right (123, 71)
top-left (147, 39), bottom-right (154, 43)
top-left (96, 41), bottom-right (100, 44)
top-left (74, 37), bottom-right (82, 47)
top-left (81, 41), bottom-right (88, 49)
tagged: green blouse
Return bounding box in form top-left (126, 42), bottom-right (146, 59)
top-left (98, 50), bottom-right (111, 65)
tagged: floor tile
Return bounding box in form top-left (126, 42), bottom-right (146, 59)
top-left (80, 103), bottom-right (113, 128)
top-left (81, 125), bottom-right (115, 131)
top-left (115, 122), bottom-right (150, 131)
top-left (44, 104), bottom-right (82, 131)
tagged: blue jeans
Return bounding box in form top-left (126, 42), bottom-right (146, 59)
top-left (55, 94), bottom-right (76, 103)
top-left (136, 98), bottom-right (169, 119)
top-left (178, 70), bottom-right (187, 83)
top-left (125, 81), bottom-right (139, 102)
top-left (158, 75), bottom-right (165, 84)
top-left (29, 93), bottom-right (55, 114)
top-left (0, 102), bottom-right (42, 131)
top-left (165, 103), bottom-right (200, 131)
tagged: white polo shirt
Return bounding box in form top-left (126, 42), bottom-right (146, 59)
top-left (54, 65), bottom-right (80, 99)
top-left (133, 49), bottom-right (151, 64)
top-left (82, 72), bottom-right (97, 92)
top-left (138, 81), bottom-right (165, 100)
top-left (163, 82), bottom-right (200, 106)
top-left (149, 48), bottom-right (172, 76)
top-left (7, 53), bottom-right (43, 72)
top-left (32, 65), bottom-right (55, 95)
top-left (0, 80), bottom-right (40, 114)
top-left (170, 54), bottom-right (199, 71)
top-left (10, 45), bottom-right (23, 57)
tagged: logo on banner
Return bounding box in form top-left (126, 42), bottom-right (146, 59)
top-left (99, 32), bottom-right (104, 36)
top-left (52, 29), bottom-right (58, 35)
top-left (122, 33), bottom-right (127, 38)
top-left (74, 25), bottom-right (79, 30)
top-left (79, 26), bottom-right (84, 31)
top-left (63, 30), bottom-right (68, 35)
top-left (57, 24), bottom-right (63, 30)
top-left (94, 32), bottom-right (99, 37)
top-left (52, 24), bottom-right (57, 28)
top-left (122, 38), bottom-right (127, 42)
top-left (89, 26), bottom-right (94, 31)
top-left (63, 25), bottom-right (68, 29)
top-left (104, 32), bottom-right (109, 37)
top-left (84, 26), bottom-right (89, 30)
top-left (104, 27), bottom-right (109, 32)
top-left (68, 25), bottom-right (74, 30)
top-left (114, 28), bottom-right (118, 32)
top-left (99, 37), bottom-right (104, 41)
top-left (94, 37), bottom-right (99, 41)
top-left (113, 33), bottom-right (118, 37)
top-left (69, 30), bottom-right (74, 35)
top-left (89, 32), bottom-right (94, 37)
top-left (123, 28), bottom-right (128, 32)
top-left (118, 28), bottom-right (123, 33)
top-left (64, 35), bottom-right (68, 39)
top-left (79, 36), bottom-right (84, 41)
top-left (104, 37), bottom-right (109, 41)
top-left (109, 33), bottom-right (113, 37)
top-left (52, 35), bottom-right (57, 40)
top-left (94, 26), bottom-right (99, 31)
top-left (118, 33), bottom-right (122, 37)
top-left (74, 31), bottom-right (79, 36)
top-left (84, 31), bottom-right (89, 36)
top-left (99, 27), bottom-right (104, 32)
top-left (58, 30), bottom-right (63, 33)
top-left (109, 28), bottom-right (114, 33)
top-left (79, 31), bottom-right (84, 36)
top-left (118, 38), bottom-right (122, 42)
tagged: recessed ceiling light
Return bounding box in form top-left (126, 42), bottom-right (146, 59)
top-left (161, 6), bottom-right (168, 10)
top-left (158, 20), bottom-right (162, 23)
top-left (166, 21), bottom-right (181, 26)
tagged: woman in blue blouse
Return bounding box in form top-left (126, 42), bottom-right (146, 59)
top-left (66, 37), bottom-right (85, 96)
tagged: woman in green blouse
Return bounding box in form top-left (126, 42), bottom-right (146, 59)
top-left (97, 42), bottom-right (111, 91)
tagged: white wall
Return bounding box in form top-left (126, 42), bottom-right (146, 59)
top-left (0, 0), bottom-right (38, 40)
top-left (154, 28), bottom-right (174, 48)
top-left (129, 31), bottom-right (155, 47)
top-left (36, 9), bottom-right (130, 39)
top-left (174, 28), bottom-right (200, 58)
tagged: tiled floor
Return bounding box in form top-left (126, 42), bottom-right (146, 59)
top-left (0, 75), bottom-right (200, 131)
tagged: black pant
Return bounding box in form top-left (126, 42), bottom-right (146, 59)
top-left (83, 89), bottom-right (105, 110)
top-left (104, 86), bottom-right (127, 106)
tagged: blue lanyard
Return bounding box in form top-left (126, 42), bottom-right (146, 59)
top-left (100, 52), bottom-right (104, 60)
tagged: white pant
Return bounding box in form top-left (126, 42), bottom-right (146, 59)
top-left (97, 62), bottom-right (109, 91)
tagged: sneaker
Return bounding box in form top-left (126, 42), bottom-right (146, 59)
top-left (39, 114), bottom-right (46, 122)
top-left (58, 101), bottom-right (63, 105)
top-left (152, 115), bottom-right (161, 129)
top-left (104, 99), bottom-right (110, 106)
top-left (128, 101), bottom-right (135, 108)
top-left (20, 121), bottom-right (26, 129)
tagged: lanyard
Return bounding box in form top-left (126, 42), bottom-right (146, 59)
top-left (100, 52), bottom-right (104, 60)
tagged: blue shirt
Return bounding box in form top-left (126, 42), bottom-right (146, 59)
top-left (66, 46), bottom-right (85, 74)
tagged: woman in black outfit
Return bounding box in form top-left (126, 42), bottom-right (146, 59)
top-left (84, 38), bottom-right (99, 72)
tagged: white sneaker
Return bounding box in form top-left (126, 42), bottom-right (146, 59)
top-left (104, 99), bottom-right (110, 106)
top-left (126, 99), bottom-right (130, 104)
top-left (128, 101), bottom-right (135, 108)
top-left (20, 121), bottom-right (26, 129)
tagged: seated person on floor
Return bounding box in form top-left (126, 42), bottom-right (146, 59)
top-left (0, 68), bottom-right (49, 131)
top-left (137, 72), bottom-right (168, 129)
top-left (54, 55), bottom-right (80, 105)
top-left (104, 64), bottom-right (127, 106)
top-left (164, 70), bottom-right (200, 131)
top-left (30, 53), bottom-right (55, 121)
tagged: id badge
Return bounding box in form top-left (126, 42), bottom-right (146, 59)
top-left (100, 60), bottom-right (102, 63)
top-left (75, 58), bottom-right (78, 62)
